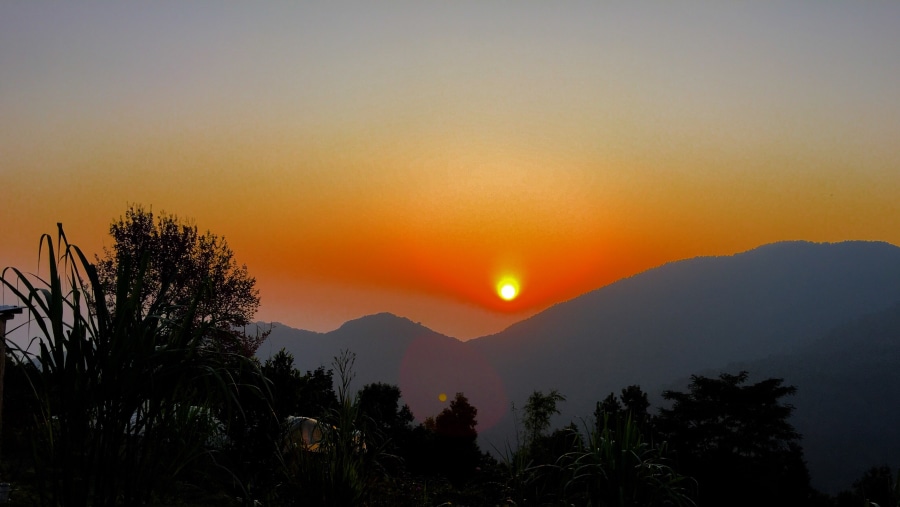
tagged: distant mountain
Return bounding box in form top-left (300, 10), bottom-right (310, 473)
top-left (258, 240), bottom-right (900, 491)
top-left (259, 313), bottom-right (508, 429)
top-left (259, 312), bottom-right (449, 380)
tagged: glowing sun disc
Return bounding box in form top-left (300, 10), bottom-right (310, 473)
top-left (499, 282), bottom-right (518, 301)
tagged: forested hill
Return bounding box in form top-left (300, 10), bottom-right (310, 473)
top-left (259, 240), bottom-right (900, 491)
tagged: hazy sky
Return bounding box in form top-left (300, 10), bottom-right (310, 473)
top-left (2, 2), bottom-right (899, 339)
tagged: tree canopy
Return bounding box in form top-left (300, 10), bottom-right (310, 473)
top-left (432, 392), bottom-right (478, 439)
top-left (421, 393), bottom-right (482, 486)
top-left (594, 384), bottom-right (651, 436)
top-left (96, 205), bottom-right (265, 355)
top-left (357, 382), bottom-right (414, 437)
top-left (656, 371), bottom-right (810, 507)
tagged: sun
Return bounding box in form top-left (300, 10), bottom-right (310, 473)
top-left (497, 278), bottom-right (519, 301)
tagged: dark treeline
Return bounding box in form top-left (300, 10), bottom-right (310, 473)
top-left (5, 347), bottom-right (900, 506)
top-left (3, 351), bottom-right (900, 507)
top-left (1, 207), bottom-right (898, 506)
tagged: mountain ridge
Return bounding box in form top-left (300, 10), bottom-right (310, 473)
top-left (265, 240), bottom-right (900, 342)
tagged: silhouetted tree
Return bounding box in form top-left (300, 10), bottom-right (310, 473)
top-left (522, 389), bottom-right (567, 464)
top-left (596, 392), bottom-right (622, 420)
top-left (357, 382), bottom-right (414, 454)
top-left (429, 393), bottom-right (481, 486)
top-left (656, 371), bottom-right (810, 507)
top-left (594, 385), bottom-right (651, 437)
top-left (95, 205), bottom-right (266, 355)
top-left (620, 384), bottom-right (651, 428)
top-left (296, 366), bottom-right (338, 419)
top-left (432, 392), bottom-right (478, 439)
top-left (261, 349), bottom-right (305, 420)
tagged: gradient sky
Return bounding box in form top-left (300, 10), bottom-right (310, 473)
top-left (2, 2), bottom-right (899, 339)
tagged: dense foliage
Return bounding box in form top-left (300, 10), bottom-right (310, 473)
top-left (1, 225), bottom-right (262, 506)
top-left (656, 371), bottom-right (811, 507)
top-left (95, 205), bottom-right (266, 356)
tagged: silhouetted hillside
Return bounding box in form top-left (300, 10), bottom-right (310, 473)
top-left (469, 241), bottom-right (900, 433)
top-left (258, 240), bottom-right (900, 492)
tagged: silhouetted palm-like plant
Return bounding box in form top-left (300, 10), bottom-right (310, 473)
top-left (1, 225), bottom-right (256, 506)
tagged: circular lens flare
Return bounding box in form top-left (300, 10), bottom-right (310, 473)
top-left (497, 278), bottom-right (520, 301)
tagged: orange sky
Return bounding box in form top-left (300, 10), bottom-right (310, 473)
top-left (3, 3), bottom-right (900, 339)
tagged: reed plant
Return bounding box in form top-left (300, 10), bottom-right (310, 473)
top-left (494, 403), bottom-right (564, 505)
top-left (559, 414), bottom-right (695, 507)
top-left (1, 225), bottom-right (255, 506)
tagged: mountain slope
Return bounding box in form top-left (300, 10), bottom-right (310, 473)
top-left (468, 241), bottom-right (900, 428)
